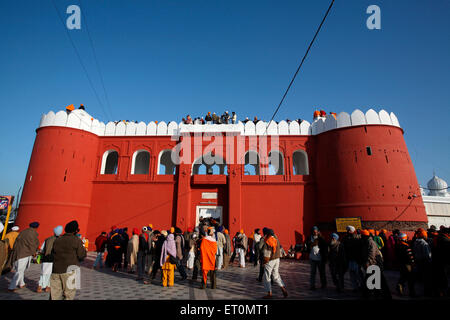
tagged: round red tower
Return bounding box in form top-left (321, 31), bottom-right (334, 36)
top-left (314, 123), bottom-right (427, 231)
top-left (16, 126), bottom-right (99, 242)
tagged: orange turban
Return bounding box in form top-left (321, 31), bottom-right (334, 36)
top-left (224, 229), bottom-right (229, 234)
top-left (170, 227), bottom-right (175, 234)
top-left (240, 229), bottom-right (244, 234)
top-left (361, 230), bottom-right (370, 236)
top-left (368, 229), bottom-right (375, 235)
top-left (417, 230), bottom-right (427, 239)
top-left (66, 104), bottom-right (75, 112)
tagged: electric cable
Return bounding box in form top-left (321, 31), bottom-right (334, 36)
top-left (50, 0), bottom-right (111, 121)
top-left (264, 0), bottom-right (335, 135)
top-left (77, 0), bottom-right (114, 120)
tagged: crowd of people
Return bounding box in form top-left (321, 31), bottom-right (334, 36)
top-left (0, 220), bottom-right (86, 300)
top-left (91, 217), bottom-right (288, 298)
top-left (1, 218), bottom-right (449, 300)
top-left (298, 225), bottom-right (450, 299)
top-left (181, 111), bottom-right (238, 125)
top-left (179, 109), bottom-right (341, 126)
top-left (66, 104), bottom-right (339, 127)
top-left (181, 110), bottom-right (307, 126)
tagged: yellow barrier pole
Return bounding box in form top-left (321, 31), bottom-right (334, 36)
top-left (1, 204), bottom-right (12, 240)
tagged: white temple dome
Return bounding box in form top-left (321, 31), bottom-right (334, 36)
top-left (427, 175), bottom-right (449, 197)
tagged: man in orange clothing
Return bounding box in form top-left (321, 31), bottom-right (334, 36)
top-left (200, 227), bottom-right (217, 289)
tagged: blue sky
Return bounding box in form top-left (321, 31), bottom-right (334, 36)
top-left (0, 0), bottom-right (449, 200)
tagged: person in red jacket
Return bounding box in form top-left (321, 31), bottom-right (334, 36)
top-left (93, 232), bottom-right (108, 269)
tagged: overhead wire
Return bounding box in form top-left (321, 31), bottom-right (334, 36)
top-left (264, 0), bottom-right (335, 135)
top-left (77, 0), bottom-right (114, 120)
top-left (50, 0), bottom-right (111, 121)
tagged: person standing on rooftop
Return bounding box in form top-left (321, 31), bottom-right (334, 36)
top-left (231, 112), bottom-right (237, 124)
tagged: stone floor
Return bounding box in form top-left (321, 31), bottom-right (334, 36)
top-left (0, 252), bottom-right (437, 300)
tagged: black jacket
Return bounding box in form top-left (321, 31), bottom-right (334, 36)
top-left (343, 233), bottom-right (362, 264)
top-left (51, 233), bottom-right (87, 274)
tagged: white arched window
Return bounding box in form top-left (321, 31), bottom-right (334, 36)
top-left (192, 153), bottom-right (227, 175)
top-left (158, 150), bottom-right (177, 175)
top-left (131, 150), bottom-right (150, 174)
top-left (268, 150), bottom-right (284, 175)
top-left (244, 151), bottom-right (260, 175)
top-left (293, 150), bottom-right (309, 175)
top-left (101, 150), bottom-right (119, 174)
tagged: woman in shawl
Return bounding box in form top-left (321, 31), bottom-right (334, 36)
top-left (160, 233), bottom-right (177, 287)
top-left (127, 228), bottom-right (139, 273)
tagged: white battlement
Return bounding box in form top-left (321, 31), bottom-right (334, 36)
top-left (38, 108), bottom-right (401, 137)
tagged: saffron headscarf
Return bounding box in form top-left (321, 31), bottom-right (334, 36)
top-left (417, 229), bottom-right (427, 239)
top-left (160, 234), bottom-right (177, 266)
top-left (360, 229), bottom-right (370, 236)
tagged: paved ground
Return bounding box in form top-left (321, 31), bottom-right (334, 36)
top-left (0, 252), bottom-right (436, 300)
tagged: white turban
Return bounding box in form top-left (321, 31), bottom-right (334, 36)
top-left (346, 225), bottom-right (356, 233)
top-left (11, 226), bottom-right (19, 231)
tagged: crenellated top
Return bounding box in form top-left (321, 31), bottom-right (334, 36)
top-left (38, 108), bottom-right (401, 137)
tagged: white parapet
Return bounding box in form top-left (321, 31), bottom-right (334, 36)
top-left (337, 112), bottom-right (351, 128)
top-left (136, 121), bottom-right (147, 135)
top-left (147, 121), bottom-right (157, 135)
top-left (300, 120), bottom-right (311, 135)
top-left (157, 121), bottom-right (168, 135)
top-left (105, 122), bottom-right (116, 136)
top-left (54, 110), bottom-right (68, 127)
top-left (125, 122), bottom-right (137, 136)
top-left (365, 109), bottom-right (381, 124)
top-left (115, 121), bottom-right (126, 136)
top-left (288, 120), bottom-right (300, 135)
top-left (244, 121), bottom-right (256, 135)
top-left (38, 108), bottom-right (403, 136)
top-left (379, 110), bottom-right (392, 125)
top-left (351, 109), bottom-right (366, 126)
